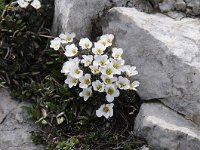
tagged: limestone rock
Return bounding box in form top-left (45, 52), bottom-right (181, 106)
top-left (134, 103), bottom-right (200, 150)
top-left (0, 89), bottom-right (43, 150)
top-left (102, 7), bottom-right (200, 124)
top-left (174, 0), bottom-right (186, 11)
top-left (159, 0), bottom-right (175, 12)
top-left (149, 0), bottom-right (200, 16)
top-left (166, 11), bottom-right (185, 20)
top-left (52, 0), bottom-right (152, 39)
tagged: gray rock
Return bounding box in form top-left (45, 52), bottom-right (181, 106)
top-left (175, 0), bottom-right (186, 11)
top-left (0, 89), bottom-right (43, 150)
top-left (52, 0), bottom-right (153, 39)
top-left (102, 7), bottom-right (200, 124)
top-left (159, 0), bottom-right (175, 12)
top-left (167, 11), bottom-right (185, 20)
top-left (186, 0), bottom-right (200, 15)
top-left (134, 103), bottom-right (200, 150)
top-left (149, 0), bottom-right (200, 16)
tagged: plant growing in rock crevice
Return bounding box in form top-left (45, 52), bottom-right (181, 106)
top-left (0, 1), bottom-right (146, 149)
top-left (50, 33), bottom-right (139, 119)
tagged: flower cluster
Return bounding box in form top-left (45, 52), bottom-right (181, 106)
top-left (50, 33), bottom-right (139, 119)
top-left (17, 0), bottom-right (41, 9)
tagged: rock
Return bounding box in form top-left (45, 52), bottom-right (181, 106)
top-left (174, 0), bottom-right (186, 11)
top-left (186, 0), bottom-right (200, 15)
top-left (0, 89), bottom-right (19, 123)
top-left (102, 7), bottom-right (200, 124)
top-left (134, 103), bottom-right (200, 150)
top-left (127, 0), bottom-right (153, 12)
top-left (52, 0), bottom-right (153, 39)
top-left (0, 89), bottom-right (43, 150)
top-left (148, 0), bottom-right (200, 16)
top-left (166, 11), bottom-right (185, 20)
top-left (159, 0), bottom-right (175, 12)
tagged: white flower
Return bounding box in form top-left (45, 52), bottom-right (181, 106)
top-left (79, 87), bottom-right (92, 101)
top-left (93, 55), bottom-right (109, 67)
top-left (101, 75), bottom-right (117, 85)
top-left (50, 37), bottom-right (61, 50)
top-left (89, 64), bottom-right (101, 75)
top-left (96, 103), bottom-right (114, 119)
top-left (69, 66), bottom-right (83, 79)
top-left (92, 80), bottom-right (104, 92)
top-left (101, 64), bottom-right (117, 78)
top-left (105, 85), bottom-right (119, 102)
top-left (59, 33), bottom-right (76, 44)
top-left (31, 0), bottom-right (41, 9)
top-left (81, 55), bottom-right (93, 67)
top-left (69, 57), bottom-right (80, 65)
top-left (112, 48), bottom-right (123, 60)
top-left (100, 34), bottom-right (114, 44)
top-left (116, 76), bottom-right (130, 90)
top-left (17, 0), bottom-right (29, 8)
top-left (65, 44), bottom-right (78, 57)
top-left (79, 74), bottom-right (91, 88)
top-left (79, 38), bottom-right (92, 49)
top-left (130, 81), bottom-right (140, 91)
top-left (110, 58), bottom-right (125, 74)
top-left (92, 43), bottom-right (106, 55)
top-left (123, 65), bottom-right (138, 77)
top-left (61, 58), bottom-right (79, 74)
top-left (65, 75), bottom-right (78, 88)
top-left (61, 61), bottom-right (73, 75)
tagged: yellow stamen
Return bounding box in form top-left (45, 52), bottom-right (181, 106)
top-left (106, 68), bottom-right (112, 75)
top-left (103, 106), bottom-right (109, 113)
top-left (108, 88), bottom-right (114, 95)
top-left (84, 79), bottom-right (91, 85)
top-left (75, 68), bottom-right (80, 74)
top-left (66, 36), bottom-right (71, 42)
top-left (105, 78), bottom-right (111, 84)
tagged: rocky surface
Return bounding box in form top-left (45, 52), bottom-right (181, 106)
top-left (52, 0), bottom-right (153, 38)
top-left (102, 7), bottom-right (200, 125)
top-left (0, 89), bottom-right (43, 150)
top-left (150, 0), bottom-right (200, 18)
top-left (134, 103), bottom-right (200, 150)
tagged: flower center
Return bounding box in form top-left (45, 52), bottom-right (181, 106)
top-left (86, 59), bottom-right (91, 64)
top-left (96, 85), bottom-right (102, 91)
top-left (103, 106), bottom-right (109, 113)
top-left (108, 88), bottom-right (114, 95)
top-left (106, 68), bottom-right (112, 75)
top-left (55, 44), bottom-right (60, 49)
top-left (84, 43), bottom-right (89, 48)
top-left (105, 78), bottom-right (111, 84)
top-left (119, 82), bottom-right (125, 87)
top-left (102, 41), bottom-right (107, 46)
top-left (100, 60), bottom-right (105, 66)
top-left (72, 79), bottom-right (77, 84)
top-left (108, 38), bottom-right (112, 43)
top-left (66, 36), bottom-right (71, 41)
top-left (97, 48), bottom-right (102, 54)
top-left (86, 91), bottom-right (91, 97)
top-left (71, 48), bottom-right (77, 54)
top-left (75, 68), bottom-right (80, 74)
top-left (94, 69), bottom-right (99, 74)
top-left (84, 79), bottom-right (91, 85)
top-left (115, 53), bottom-right (120, 58)
top-left (113, 63), bottom-right (119, 69)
